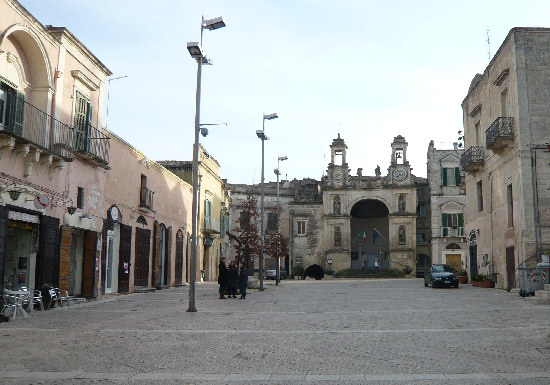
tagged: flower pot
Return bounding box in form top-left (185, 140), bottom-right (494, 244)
top-left (458, 276), bottom-right (468, 284)
top-left (481, 279), bottom-right (495, 288)
top-left (471, 281), bottom-right (480, 287)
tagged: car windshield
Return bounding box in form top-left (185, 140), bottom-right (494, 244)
top-left (432, 265), bottom-right (454, 273)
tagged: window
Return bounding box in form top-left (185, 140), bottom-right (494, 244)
top-left (395, 149), bottom-right (404, 164)
top-left (398, 226), bottom-right (406, 245)
top-left (297, 220), bottom-right (306, 236)
top-left (442, 213), bottom-right (464, 236)
top-left (442, 167), bottom-right (460, 186)
top-left (267, 212), bottom-right (278, 231)
top-left (334, 226), bottom-right (342, 246)
top-left (77, 187), bottom-right (84, 209)
top-left (475, 122), bottom-right (481, 146)
top-left (507, 184), bottom-right (513, 227)
top-left (73, 91), bottom-right (92, 152)
top-left (0, 82), bottom-right (25, 134)
top-left (334, 150), bottom-right (343, 165)
top-left (417, 203), bottom-right (427, 217)
top-left (204, 199), bottom-right (212, 230)
top-left (140, 174), bottom-right (153, 210)
top-left (501, 88), bottom-right (509, 116)
top-left (477, 180), bottom-right (483, 212)
top-left (416, 233), bottom-right (426, 243)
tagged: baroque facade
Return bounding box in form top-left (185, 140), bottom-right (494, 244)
top-left (461, 27), bottom-right (550, 289)
top-left (229, 134), bottom-right (429, 276)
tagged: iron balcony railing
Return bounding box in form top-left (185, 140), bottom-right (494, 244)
top-left (1, 97), bottom-right (74, 160)
top-left (441, 227), bottom-right (465, 237)
top-left (486, 117), bottom-right (514, 150)
top-left (73, 123), bottom-right (110, 165)
top-left (460, 146), bottom-right (484, 172)
top-left (140, 187), bottom-right (154, 210)
top-left (1, 96), bottom-right (110, 164)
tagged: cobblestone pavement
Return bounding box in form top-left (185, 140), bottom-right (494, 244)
top-left (1, 279), bottom-right (549, 384)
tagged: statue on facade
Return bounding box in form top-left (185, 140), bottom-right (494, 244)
top-left (375, 165), bottom-right (381, 177)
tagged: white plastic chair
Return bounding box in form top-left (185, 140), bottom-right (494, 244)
top-left (33, 290), bottom-right (44, 311)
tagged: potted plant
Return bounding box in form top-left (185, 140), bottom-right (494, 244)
top-left (458, 268), bottom-right (468, 284)
top-left (471, 274), bottom-right (485, 287)
top-left (481, 276), bottom-right (495, 288)
top-left (292, 266), bottom-right (304, 280)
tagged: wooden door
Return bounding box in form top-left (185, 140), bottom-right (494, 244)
top-left (118, 224), bottom-right (132, 293)
top-left (446, 254), bottom-right (461, 273)
top-left (175, 230), bottom-right (184, 285)
top-left (506, 246), bottom-right (515, 289)
top-left (82, 231), bottom-right (97, 297)
top-left (134, 227), bottom-right (150, 287)
top-left (37, 215), bottom-right (60, 288)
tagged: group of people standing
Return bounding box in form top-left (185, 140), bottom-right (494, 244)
top-left (218, 257), bottom-right (248, 299)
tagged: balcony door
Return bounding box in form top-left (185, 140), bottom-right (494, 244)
top-left (74, 90), bottom-right (91, 152)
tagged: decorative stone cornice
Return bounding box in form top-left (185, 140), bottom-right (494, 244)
top-left (493, 68), bottom-right (509, 86)
top-left (71, 70), bottom-right (99, 91)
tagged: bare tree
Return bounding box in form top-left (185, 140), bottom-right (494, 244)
top-left (234, 194), bottom-right (260, 270)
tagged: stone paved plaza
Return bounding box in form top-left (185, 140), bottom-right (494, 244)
top-left (1, 279), bottom-right (549, 384)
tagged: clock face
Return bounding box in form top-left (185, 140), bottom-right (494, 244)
top-left (394, 169), bottom-right (407, 181)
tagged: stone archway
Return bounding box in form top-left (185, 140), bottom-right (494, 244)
top-left (350, 199), bottom-right (389, 270)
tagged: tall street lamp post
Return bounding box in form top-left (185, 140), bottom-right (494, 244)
top-left (187, 16), bottom-right (226, 313)
top-left (274, 155), bottom-right (287, 285)
top-left (256, 112), bottom-right (278, 291)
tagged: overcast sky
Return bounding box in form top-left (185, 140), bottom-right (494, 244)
top-left (19, 0), bottom-right (550, 184)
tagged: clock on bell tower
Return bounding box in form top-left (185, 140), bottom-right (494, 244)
top-left (326, 133), bottom-right (350, 187)
top-left (388, 135), bottom-right (412, 185)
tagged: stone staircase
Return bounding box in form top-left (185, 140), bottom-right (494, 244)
top-left (525, 284), bottom-right (550, 305)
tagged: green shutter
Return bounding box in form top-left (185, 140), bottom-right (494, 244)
top-left (455, 167), bottom-right (460, 186)
top-left (458, 213), bottom-right (464, 227)
top-left (442, 168), bottom-right (447, 186)
top-left (441, 213), bottom-right (448, 227)
top-left (13, 91), bottom-right (25, 135)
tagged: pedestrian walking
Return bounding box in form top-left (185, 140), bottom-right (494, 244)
top-left (218, 257), bottom-right (228, 299)
top-left (238, 260), bottom-right (248, 299)
top-left (227, 261), bottom-right (238, 298)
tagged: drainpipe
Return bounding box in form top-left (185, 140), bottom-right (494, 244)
top-left (530, 145), bottom-right (543, 259)
top-left (489, 171), bottom-right (494, 282)
top-left (289, 209), bottom-right (294, 273)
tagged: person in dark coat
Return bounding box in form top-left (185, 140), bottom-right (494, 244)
top-left (218, 257), bottom-right (228, 299)
top-left (238, 260), bottom-right (248, 299)
top-left (227, 261), bottom-right (238, 298)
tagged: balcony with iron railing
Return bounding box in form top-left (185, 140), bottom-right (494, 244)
top-left (486, 117), bottom-right (514, 152)
top-left (441, 227), bottom-right (465, 237)
top-left (460, 146), bottom-right (484, 173)
top-left (139, 187), bottom-right (154, 211)
top-left (0, 97), bottom-right (74, 160)
top-left (0, 96), bottom-right (110, 166)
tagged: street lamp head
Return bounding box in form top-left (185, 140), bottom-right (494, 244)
top-left (201, 55), bottom-right (213, 65)
top-left (200, 127), bottom-right (209, 137)
top-left (278, 156), bottom-right (288, 161)
top-left (203, 16), bottom-right (226, 31)
top-left (256, 130), bottom-right (268, 140)
top-left (263, 113), bottom-right (278, 120)
top-left (274, 168), bottom-right (280, 175)
top-left (187, 42), bottom-right (203, 58)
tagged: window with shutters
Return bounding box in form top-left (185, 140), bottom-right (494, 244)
top-left (77, 187), bottom-right (84, 209)
top-left (441, 213), bottom-right (464, 237)
top-left (73, 90), bottom-right (92, 152)
top-left (204, 199), bottom-right (212, 230)
top-left (267, 212), bottom-right (278, 231)
top-left (442, 167), bottom-right (460, 186)
top-left (0, 82), bottom-right (25, 135)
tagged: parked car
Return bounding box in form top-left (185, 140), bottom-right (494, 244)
top-left (424, 264), bottom-right (459, 288)
top-left (265, 267), bottom-right (288, 280)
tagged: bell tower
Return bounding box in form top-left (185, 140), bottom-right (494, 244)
top-left (327, 133), bottom-right (349, 187)
top-left (388, 135), bottom-right (412, 184)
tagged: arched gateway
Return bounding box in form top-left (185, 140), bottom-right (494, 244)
top-left (350, 199), bottom-right (389, 270)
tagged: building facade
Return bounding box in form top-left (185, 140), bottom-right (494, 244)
top-left (461, 27), bottom-right (550, 289)
top-left (159, 145), bottom-right (231, 282)
top-left (229, 134), bottom-right (429, 277)
top-left (427, 141), bottom-right (467, 273)
top-left (0, 0), bottom-right (194, 298)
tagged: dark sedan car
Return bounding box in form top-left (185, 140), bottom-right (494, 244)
top-left (265, 267), bottom-right (288, 280)
top-left (424, 264), bottom-right (459, 288)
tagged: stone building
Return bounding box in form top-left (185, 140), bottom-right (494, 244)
top-left (427, 141), bottom-right (467, 274)
top-left (0, 0), bottom-right (194, 299)
top-left (460, 27), bottom-right (550, 289)
top-left (159, 145), bottom-right (231, 282)
top-left (229, 134), bottom-right (429, 276)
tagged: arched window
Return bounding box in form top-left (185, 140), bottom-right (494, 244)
top-left (398, 226), bottom-right (406, 245)
top-left (333, 195), bottom-right (341, 215)
top-left (334, 226), bottom-right (342, 246)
